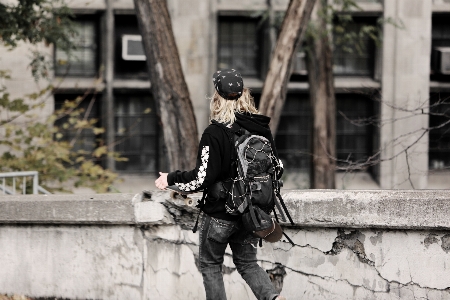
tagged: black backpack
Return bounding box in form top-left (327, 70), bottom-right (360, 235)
top-left (194, 121), bottom-right (294, 245)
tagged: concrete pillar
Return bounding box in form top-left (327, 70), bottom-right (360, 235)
top-left (104, 0), bottom-right (115, 170)
top-left (380, 0), bottom-right (431, 189)
top-left (167, 0), bottom-right (212, 133)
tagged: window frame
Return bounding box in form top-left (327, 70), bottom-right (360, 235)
top-left (332, 15), bottom-right (378, 77)
top-left (113, 92), bottom-right (161, 173)
top-left (54, 14), bottom-right (100, 77)
top-left (217, 14), bottom-right (263, 78)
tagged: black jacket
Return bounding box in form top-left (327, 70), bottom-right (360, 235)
top-left (167, 112), bottom-right (283, 220)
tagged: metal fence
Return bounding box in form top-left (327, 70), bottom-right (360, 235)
top-left (0, 171), bottom-right (51, 195)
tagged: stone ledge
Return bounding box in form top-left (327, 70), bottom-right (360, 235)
top-left (1, 190), bottom-right (450, 229)
top-left (0, 193), bottom-right (137, 224)
top-left (283, 189), bottom-right (450, 230)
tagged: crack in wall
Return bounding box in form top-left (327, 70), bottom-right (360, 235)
top-left (282, 261), bottom-right (450, 297)
top-left (260, 230), bottom-right (450, 295)
top-left (441, 234), bottom-right (450, 253)
top-left (136, 199), bottom-right (450, 298)
top-left (266, 263), bottom-right (286, 294)
top-left (279, 262), bottom-right (389, 294)
top-left (326, 229), bottom-right (375, 266)
top-left (424, 233), bottom-right (439, 248)
top-left (160, 201), bottom-right (198, 231)
top-left (139, 226), bottom-right (198, 246)
top-left (423, 233), bottom-right (450, 253)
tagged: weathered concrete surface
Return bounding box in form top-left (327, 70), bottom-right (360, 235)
top-left (0, 193), bottom-right (138, 224)
top-left (282, 189), bottom-right (450, 230)
top-left (1, 190), bottom-right (450, 299)
top-left (380, 0), bottom-right (432, 189)
top-left (3, 190), bottom-right (450, 229)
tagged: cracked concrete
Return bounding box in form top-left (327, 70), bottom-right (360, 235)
top-left (1, 191), bottom-right (450, 299)
top-left (266, 264), bottom-right (286, 294)
top-left (326, 229), bottom-right (375, 266)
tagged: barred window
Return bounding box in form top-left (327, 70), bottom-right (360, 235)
top-left (333, 17), bottom-right (376, 76)
top-left (336, 94), bottom-right (374, 167)
top-left (275, 94), bottom-right (311, 170)
top-left (218, 16), bottom-right (261, 77)
top-left (429, 93), bottom-right (450, 169)
top-left (54, 93), bottom-right (100, 154)
top-left (431, 14), bottom-right (450, 79)
top-left (55, 18), bottom-right (98, 77)
top-left (275, 94), bottom-right (374, 171)
top-left (114, 94), bottom-right (159, 172)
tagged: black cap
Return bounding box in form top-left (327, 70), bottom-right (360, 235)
top-left (212, 69), bottom-right (244, 100)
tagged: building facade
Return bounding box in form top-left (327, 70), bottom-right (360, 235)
top-left (1, 0), bottom-right (450, 190)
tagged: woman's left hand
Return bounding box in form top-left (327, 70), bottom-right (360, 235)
top-left (155, 172), bottom-right (169, 190)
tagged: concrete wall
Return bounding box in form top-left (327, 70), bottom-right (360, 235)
top-left (0, 41), bottom-right (54, 125)
top-left (1, 190), bottom-right (450, 299)
top-left (380, 0), bottom-right (432, 189)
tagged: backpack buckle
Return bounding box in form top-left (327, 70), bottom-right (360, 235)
top-left (250, 181), bottom-right (261, 191)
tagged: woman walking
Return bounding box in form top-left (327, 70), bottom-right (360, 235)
top-left (155, 69), bottom-right (286, 300)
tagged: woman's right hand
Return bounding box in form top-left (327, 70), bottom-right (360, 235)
top-left (155, 172), bottom-right (168, 190)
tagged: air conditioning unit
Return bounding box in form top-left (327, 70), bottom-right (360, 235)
top-left (122, 35), bottom-right (146, 61)
top-left (292, 51), bottom-right (307, 75)
top-left (432, 47), bottom-right (450, 75)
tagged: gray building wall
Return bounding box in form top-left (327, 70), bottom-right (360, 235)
top-left (380, 0), bottom-right (432, 189)
top-left (1, 0), bottom-right (450, 190)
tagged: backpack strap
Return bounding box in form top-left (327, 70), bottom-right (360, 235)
top-left (283, 231), bottom-right (295, 246)
top-left (210, 120), bottom-right (242, 178)
top-left (273, 193), bottom-right (287, 222)
top-left (272, 209), bottom-right (295, 246)
top-left (275, 190), bottom-right (294, 226)
top-left (247, 187), bottom-right (261, 230)
top-left (192, 189), bottom-right (208, 233)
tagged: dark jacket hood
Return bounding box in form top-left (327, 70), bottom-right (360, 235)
top-left (234, 112), bottom-right (272, 138)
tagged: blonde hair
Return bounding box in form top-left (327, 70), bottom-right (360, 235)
top-left (209, 88), bottom-right (259, 124)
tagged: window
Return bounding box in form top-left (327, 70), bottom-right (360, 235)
top-left (54, 93), bottom-right (101, 154)
top-left (429, 93), bottom-right (450, 169)
top-left (55, 17), bottom-right (98, 77)
top-left (274, 93), bottom-right (374, 172)
top-left (431, 14), bottom-right (450, 79)
top-left (115, 15), bottom-right (148, 79)
top-left (218, 16), bottom-right (261, 77)
top-left (333, 17), bottom-right (376, 76)
top-left (275, 94), bottom-right (311, 170)
top-left (336, 94), bottom-right (374, 167)
top-left (114, 94), bottom-right (159, 172)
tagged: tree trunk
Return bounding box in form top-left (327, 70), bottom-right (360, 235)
top-left (258, 0), bottom-right (317, 134)
top-left (306, 0), bottom-right (336, 189)
top-left (134, 0), bottom-right (198, 171)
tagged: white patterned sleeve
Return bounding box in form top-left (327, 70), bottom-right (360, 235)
top-left (168, 130), bottom-right (223, 193)
top-left (174, 146), bottom-right (210, 192)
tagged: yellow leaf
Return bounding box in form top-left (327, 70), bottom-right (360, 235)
top-left (75, 120), bottom-right (89, 129)
top-left (93, 127), bottom-right (105, 135)
top-left (93, 146), bottom-right (108, 158)
top-left (144, 108), bottom-right (151, 114)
